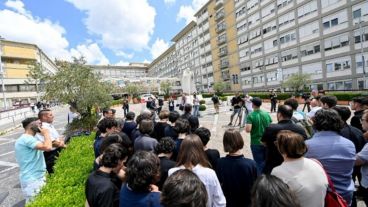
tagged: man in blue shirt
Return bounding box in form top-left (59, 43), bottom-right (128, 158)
top-left (15, 117), bottom-right (52, 203)
top-left (305, 109), bottom-right (356, 205)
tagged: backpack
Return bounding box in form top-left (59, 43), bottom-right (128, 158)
top-left (291, 112), bottom-right (314, 139)
top-left (212, 96), bottom-right (219, 103)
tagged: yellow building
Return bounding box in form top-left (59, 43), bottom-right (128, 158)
top-left (0, 39), bottom-right (58, 109)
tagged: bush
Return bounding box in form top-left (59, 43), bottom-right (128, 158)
top-left (199, 105), bottom-right (206, 111)
top-left (28, 134), bottom-right (95, 207)
top-left (220, 96), bottom-right (228, 102)
top-left (199, 100), bottom-right (206, 105)
top-left (202, 93), bottom-right (213, 98)
top-left (327, 92), bottom-right (365, 101)
top-left (248, 93), bottom-right (293, 100)
top-left (110, 99), bottom-right (122, 106)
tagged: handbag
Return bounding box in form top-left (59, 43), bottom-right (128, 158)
top-left (312, 159), bottom-right (348, 207)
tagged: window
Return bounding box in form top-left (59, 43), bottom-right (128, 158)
top-left (253, 58), bottom-right (264, 68)
top-left (237, 19), bottom-right (248, 33)
top-left (277, 0), bottom-right (293, 9)
top-left (353, 9), bottom-right (361, 19)
top-left (352, 2), bottom-right (368, 20)
top-left (237, 34), bottom-right (248, 45)
top-left (264, 37), bottom-right (278, 51)
top-left (322, 9), bottom-right (348, 29)
top-left (354, 27), bottom-right (368, 43)
top-left (300, 42), bottom-right (320, 57)
top-left (297, 0), bottom-right (317, 18)
top-left (261, 3), bottom-right (275, 18)
top-left (279, 31), bottom-right (296, 45)
top-left (251, 44), bottom-right (263, 55)
top-left (236, 6), bottom-right (246, 19)
top-left (278, 11), bottom-right (295, 27)
top-left (299, 21), bottom-right (319, 39)
top-left (265, 54), bottom-right (279, 66)
top-left (249, 28), bottom-right (262, 40)
top-left (239, 48), bottom-right (249, 57)
top-left (281, 48), bottom-right (298, 62)
top-left (328, 80), bottom-right (352, 90)
top-left (326, 57), bottom-right (351, 72)
top-left (321, 0), bottom-right (341, 8)
top-left (240, 62), bottom-right (251, 71)
top-left (247, 0), bottom-right (259, 10)
top-left (262, 20), bottom-right (277, 35)
top-left (324, 33), bottom-right (349, 51)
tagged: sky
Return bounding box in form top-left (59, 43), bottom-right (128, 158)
top-left (0, 0), bottom-right (208, 65)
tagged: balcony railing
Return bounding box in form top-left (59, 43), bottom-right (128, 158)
top-left (218, 49), bottom-right (228, 57)
top-left (217, 37), bottom-right (227, 45)
top-left (215, 0), bottom-right (224, 10)
top-left (215, 11), bottom-right (225, 21)
top-left (216, 24), bottom-right (226, 33)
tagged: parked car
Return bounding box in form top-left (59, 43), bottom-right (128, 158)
top-left (140, 94), bottom-right (156, 102)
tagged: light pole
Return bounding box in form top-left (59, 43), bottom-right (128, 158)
top-left (359, 16), bottom-right (367, 89)
top-left (0, 37), bottom-right (7, 110)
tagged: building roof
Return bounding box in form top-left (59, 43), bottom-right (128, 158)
top-left (194, 0), bottom-right (212, 17)
top-left (171, 21), bottom-right (197, 42)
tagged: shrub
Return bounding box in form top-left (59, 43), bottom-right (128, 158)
top-left (202, 93), bottom-right (213, 98)
top-left (199, 105), bottom-right (206, 111)
top-left (110, 99), bottom-right (122, 106)
top-left (28, 134), bottom-right (95, 207)
top-left (199, 100), bottom-right (206, 105)
top-left (327, 92), bottom-right (365, 101)
top-left (220, 96), bottom-right (228, 102)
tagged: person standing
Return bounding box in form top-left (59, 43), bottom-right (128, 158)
top-left (241, 94), bottom-right (253, 128)
top-left (261, 105), bottom-right (307, 174)
top-left (212, 94), bottom-right (220, 114)
top-left (228, 92), bottom-right (243, 126)
top-left (67, 106), bottom-right (80, 124)
top-left (193, 93), bottom-right (200, 117)
top-left (122, 97), bottom-right (129, 118)
top-left (245, 97), bottom-right (272, 173)
top-left (269, 90), bottom-right (277, 113)
top-left (36, 109), bottom-right (66, 174)
top-left (216, 129), bottom-right (258, 207)
top-left (157, 97), bottom-right (164, 114)
top-left (15, 117), bottom-right (52, 203)
top-left (168, 96), bottom-right (175, 112)
top-left (305, 109), bottom-right (356, 205)
top-left (350, 96), bottom-right (368, 132)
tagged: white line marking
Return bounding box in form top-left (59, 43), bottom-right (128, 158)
top-left (0, 151), bottom-right (14, 157)
top-left (211, 114), bottom-right (218, 133)
top-left (0, 166), bottom-right (18, 174)
top-left (0, 140), bottom-right (15, 146)
top-left (0, 161), bottom-right (18, 167)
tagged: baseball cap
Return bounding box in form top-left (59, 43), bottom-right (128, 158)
top-left (251, 97), bottom-right (262, 107)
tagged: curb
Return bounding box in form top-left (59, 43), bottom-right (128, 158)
top-left (0, 124), bottom-right (22, 136)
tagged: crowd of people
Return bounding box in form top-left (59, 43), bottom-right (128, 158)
top-left (13, 92), bottom-right (368, 207)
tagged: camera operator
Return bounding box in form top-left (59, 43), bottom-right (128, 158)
top-left (15, 117), bottom-right (52, 203)
top-left (302, 90), bottom-right (318, 112)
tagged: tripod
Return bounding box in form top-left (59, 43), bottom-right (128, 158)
top-left (232, 107), bottom-right (243, 127)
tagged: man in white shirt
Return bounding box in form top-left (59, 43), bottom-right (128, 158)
top-left (307, 97), bottom-right (322, 119)
top-left (36, 109), bottom-right (66, 173)
top-left (241, 94), bottom-right (253, 128)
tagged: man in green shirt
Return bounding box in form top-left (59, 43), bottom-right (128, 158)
top-left (245, 97), bottom-right (272, 173)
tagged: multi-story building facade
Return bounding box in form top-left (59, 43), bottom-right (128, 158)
top-left (0, 39), bottom-right (58, 109)
top-left (148, 0), bottom-right (368, 91)
top-left (90, 63), bottom-right (148, 86)
top-left (235, 0), bottom-right (368, 91)
top-left (148, 45), bottom-right (177, 78)
top-left (172, 21), bottom-right (201, 90)
top-left (196, 4), bottom-right (216, 91)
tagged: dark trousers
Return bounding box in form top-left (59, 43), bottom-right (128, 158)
top-left (123, 106), bottom-right (129, 117)
top-left (43, 148), bottom-right (61, 174)
top-left (270, 100), bottom-right (277, 112)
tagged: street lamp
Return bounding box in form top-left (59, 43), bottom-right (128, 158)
top-left (0, 36), bottom-right (7, 110)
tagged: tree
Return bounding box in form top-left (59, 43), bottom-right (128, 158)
top-left (44, 57), bottom-right (113, 130)
top-left (25, 61), bottom-right (49, 101)
top-left (124, 83), bottom-right (139, 98)
top-left (160, 80), bottom-right (172, 96)
top-left (213, 82), bottom-right (229, 96)
top-left (282, 73), bottom-right (312, 94)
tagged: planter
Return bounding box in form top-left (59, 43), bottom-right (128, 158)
top-left (337, 100), bottom-right (349, 105)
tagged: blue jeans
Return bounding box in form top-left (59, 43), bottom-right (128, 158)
top-left (251, 144), bottom-right (266, 173)
top-left (193, 105), bottom-right (199, 117)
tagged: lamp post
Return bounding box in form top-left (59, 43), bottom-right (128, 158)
top-left (0, 37), bottom-right (7, 110)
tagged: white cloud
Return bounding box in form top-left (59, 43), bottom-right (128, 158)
top-left (66, 0), bottom-right (156, 51)
top-left (4, 0), bottom-right (28, 16)
top-left (150, 38), bottom-right (169, 59)
top-left (177, 0), bottom-right (207, 24)
top-left (116, 51), bottom-right (134, 59)
top-left (0, 1), bottom-right (110, 65)
top-left (70, 43), bottom-right (109, 65)
top-left (0, 2), bottom-right (71, 60)
top-left (164, 0), bottom-right (176, 6)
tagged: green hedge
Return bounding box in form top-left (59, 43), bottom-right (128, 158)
top-left (202, 93), bottom-right (213, 98)
top-left (28, 134), bottom-right (95, 207)
top-left (220, 96), bottom-right (228, 102)
top-left (199, 100), bottom-right (206, 105)
top-left (248, 93), bottom-right (293, 100)
top-left (199, 105), bottom-right (206, 111)
top-left (110, 99), bottom-right (122, 106)
top-left (327, 92), bottom-right (366, 101)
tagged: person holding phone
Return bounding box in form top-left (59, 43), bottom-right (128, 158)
top-left (15, 117), bottom-right (52, 203)
top-left (36, 109), bottom-right (66, 174)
